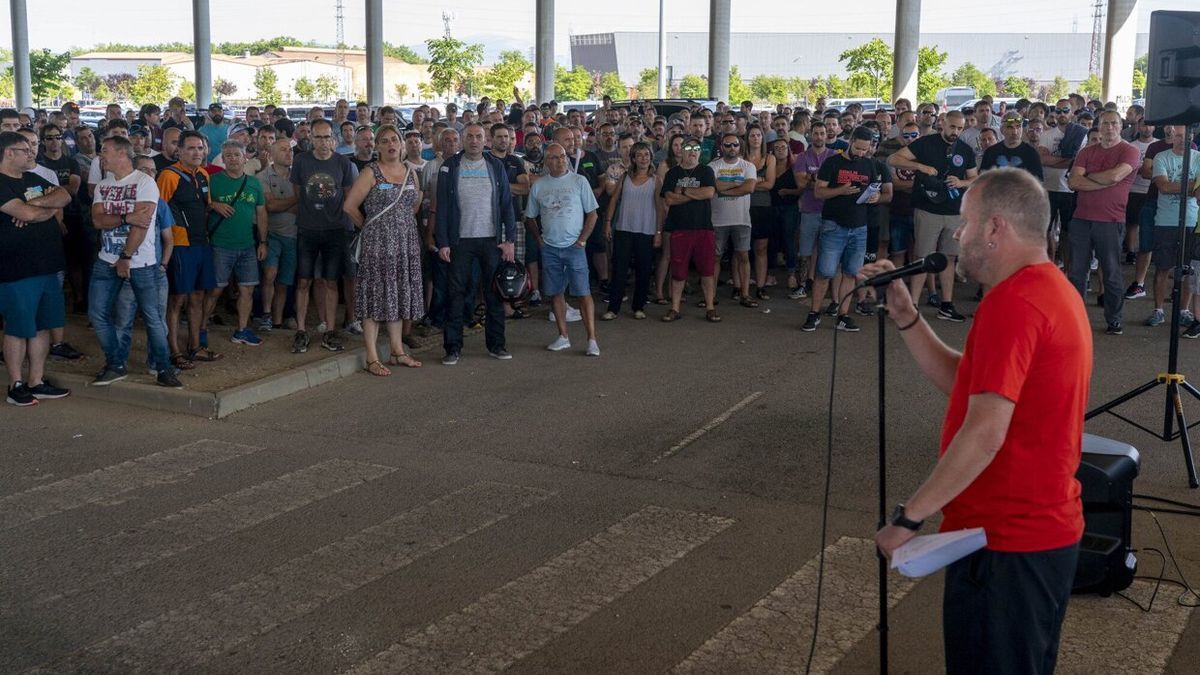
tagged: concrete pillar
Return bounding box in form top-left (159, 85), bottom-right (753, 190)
top-left (192, 0), bottom-right (211, 109)
top-left (1102, 0), bottom-right (1138, 108)
top-left (892, 0), bottom-right (921, 105)
top-left (535, 0), bottom-right (554, 104)
top-left (365, 0), bottom-right (384, 106)
top-left (708, 0), bottom-right (731, 102)
top-left (657, 0), bottom-right (667, 98)
top-left (9, 0), bottom-right (31, 108)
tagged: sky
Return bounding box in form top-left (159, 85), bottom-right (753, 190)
top-left (0, 0), bottom-right (1191, 62)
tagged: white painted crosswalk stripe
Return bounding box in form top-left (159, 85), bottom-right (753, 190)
top-left (0, 439), bottom-right (262, 531)
top-left (19, 459), bottom-right (396, 605)
top-left (29, 481), bottom-right (554, 674)
top-left (673, 536), bottom-right (918, 675)
top-left (344, 505), bottom-right (735, 675)
top-left (1057, 579), bottom-right (1197, 674)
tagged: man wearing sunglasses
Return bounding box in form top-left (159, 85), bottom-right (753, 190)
top-left (710, 132), bottom-right (758, 307)
top-left (981, 112), bottom-right (1043, 181)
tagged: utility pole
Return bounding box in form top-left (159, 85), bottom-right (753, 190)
top-left (335, 0), bottom-right (345, 67)
top-left (1088, 0), bottom-right (1105, 76)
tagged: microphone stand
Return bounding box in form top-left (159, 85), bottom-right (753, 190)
top-left (874, 287), bottom-right (889, 675)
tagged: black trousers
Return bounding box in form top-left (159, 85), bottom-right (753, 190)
top-left (944, 542), bottom-right (1079, 675)
top-left (443, 237), bottom-right (505, 356)
top-left (608, 230), bottom-right (654, 313)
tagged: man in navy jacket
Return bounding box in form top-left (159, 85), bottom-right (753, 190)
top-left (435, 123), bottom-right (517, 364)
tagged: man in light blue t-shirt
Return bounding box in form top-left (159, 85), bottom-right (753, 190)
top-left (525, 142), bottom-right (601, 357)
top-left (1146, 125), bottom-right (1200, 327)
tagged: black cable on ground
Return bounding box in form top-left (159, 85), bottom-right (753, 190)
top-left (1116, 510), bottom-right (1200, 612)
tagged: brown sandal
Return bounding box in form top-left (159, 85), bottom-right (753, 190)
top-left (706, 309), bottom-right (722, 323)
top-left (661, 309), bottom-right (681, 322)
top-left (170, 353), bottom-right (196, 370)
top-left (388, 353), bottom-right (423, 368)
top-left (364, 360), bottom-right (391, 377)
top-left (739, 297), bottom-right (760, 308)
top-left (189, 347), bottom-right (223, 362)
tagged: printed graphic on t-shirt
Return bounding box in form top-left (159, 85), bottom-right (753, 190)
top-left (714, 165), bottom-right (745, 200)
top-left (23, 185), bottom-right (45, 202)
top-left (537, 185), bottom-right (574, 218)
top-left (835, 168), bottom-right (869, 186)
top-left (97, 182), bottom-right (140, 257)
top-left (305, 172), bottom-right (339, 210)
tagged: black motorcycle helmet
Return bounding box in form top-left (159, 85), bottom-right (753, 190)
top-left (494, 259), bottom-right (530, 303)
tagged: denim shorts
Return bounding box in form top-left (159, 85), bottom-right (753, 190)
top-left (799, 212), bottom-right (823, 257)
top-left (816, 220), bottom-right (867, 279)
top-left (0, 273), bottom-right (65, 338)
top-left (265, 233), bottom-right (297, 286)
top-left (212, 245), bottom-right (261, 287)
top-left (541, 244), bottom-right (590, 297)
top-left (714, 224), bottom-right (751, 255)
top-left (889, 214), bottom-right (915, 255)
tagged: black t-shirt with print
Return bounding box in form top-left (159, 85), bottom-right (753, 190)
top-left (908, 134), bottom-right (975, 215)
top-left (817, 153), bottom-right (887, 228)
top-left (0, 173), bottom-right (65, 283)
top-left (660, 164), bottom-right (717, 232)
top-left (981, 142), bottom-right (1044, 180)
top-left (37, 153), bottom-right (81, 217)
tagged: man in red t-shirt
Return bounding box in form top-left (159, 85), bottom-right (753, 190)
top-left (869, 168), bottom-right (1092, 675)
top-left (1066, 109), bottom-right (1141, 334)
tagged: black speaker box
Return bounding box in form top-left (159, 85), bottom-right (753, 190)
top-left (1072, 434), bottom-right (1139, 596)
top-left (1145, 10), bottom-right (1200, 126)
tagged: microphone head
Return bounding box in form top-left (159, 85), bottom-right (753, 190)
top-left (923, 252), bottom-right (948, 273)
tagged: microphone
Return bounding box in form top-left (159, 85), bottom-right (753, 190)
top-left (858, 252), bottom-right (948, 288)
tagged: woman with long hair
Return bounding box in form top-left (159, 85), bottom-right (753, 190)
top-left (603, 142), bottom-right (658, 319)
top-left (768, 137), bottom-right (804, 296)
top-left (342, 125), bottom-right (424, 375)
top-left (745, 125), bottom-right (777, 299)
top-left (652, 133), bottom-right (685, 304)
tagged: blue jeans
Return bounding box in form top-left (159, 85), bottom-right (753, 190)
top-left (443, 238), bottom-right (504, 356)
top-left (815, 220), bottom-right (867, 279)
top-left (114, 266), bottom-right (169, 371)
top-left (89, 261), bottom-right (171, 373)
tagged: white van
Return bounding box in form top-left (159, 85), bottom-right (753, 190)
top-left (936, 87), bottom-right (976, 109)
top-left (826, 97), bottom-right (885, 112)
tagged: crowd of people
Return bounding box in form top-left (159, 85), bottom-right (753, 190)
top-left (2, 90), bottom-right (1198, 405)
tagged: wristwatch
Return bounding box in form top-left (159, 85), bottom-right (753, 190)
top-left (119, 253), bottom-right (133, 261)
top-left (891, 504), bottom-right (923, 531)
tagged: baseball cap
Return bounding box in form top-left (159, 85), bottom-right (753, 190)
top-left (403, 129), bottom-right (422, 138)
top-left (208, 102), bottom-right (223, 111)
top-left (1002, 112), bottom-right (1023, 126)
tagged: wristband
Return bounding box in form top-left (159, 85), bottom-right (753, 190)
top-left (897, 313), bottom-right (922, 331)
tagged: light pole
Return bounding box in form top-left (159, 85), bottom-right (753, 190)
top-left (657, 0), bottom-right (667, 98)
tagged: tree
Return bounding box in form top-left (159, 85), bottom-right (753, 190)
top-left (1133, 53), bottom-right (1148, 97)
top-left (424, 35), bottom-right (484, 97)
top-left (1001, 76), bottom-right (1030, 98)
top-left (315, 73), bottom-right (339, 100)
top-left (105, 73), bottom-right (135, 100)
top-left (15, 49), bottom-right (72, 106)
top-left (73, 67), bottom-right (104, 100)
top-left (0, 70), bottom-right (13, 101)
top-left (293, 76), bottom-right (316, 101)
top-left (678, 74), bottom-right (708, 99)
top-left (254, 68), bottom-right (282, 106)
top-left (950, 62), bottom-right (996, 97)
top-left (917, 45), bottom-right (950, 103)
top-left (749, 74), bottom-right (789, 103)
top-left (554, 65), bottom-right (592, 101)
top-left (1080, 73), bottom-right (1103, 100)
top-left (212, 77), bottom-right (237, 101)
top-left (383, 42), bottom-right (428, 64)
top-left (1048, 75), bottom-right (1070, 102)
top-left (636, 68), bottom-right (660, 99)
top-left (786, 77), bottom-right (810, 103)
top-left (417, 82), bottom-right (435, 101)
top-left (728, 66), bottom-right (752, 103)
top-left (480, 50), bottom-right (531, 100)
top-left (394, 83), bottom-right (410, 102)
top-left (129, 64), bottom-right (176, 105)
top-left (599, 72), bottom-right (626, 100)
top-left (177, 80), bottom-right (195, 103)
top-left (839, 37), bottom-right (892, 100)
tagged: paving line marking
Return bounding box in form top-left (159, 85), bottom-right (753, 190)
top-left (1056, 579), bottom-right (1196, 674)
top-left (19, 459), bottom-right (396, 605)
top-left (344, 505), bottom-right (735, 675)
top-left (652, 391), bottom-right (764, 464)
top-left (29, 481), bottom-right (554, 675)
top-left (0, 439), bottom-right (263, 531)
top-left (672, 536), bottom-right (918, 675)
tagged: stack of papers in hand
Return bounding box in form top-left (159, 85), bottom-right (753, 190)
top-left (891, 528), bottom-right (987, 578)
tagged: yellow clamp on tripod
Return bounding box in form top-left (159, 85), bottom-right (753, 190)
top-left (1158, 373), bottom-right (1188, 384)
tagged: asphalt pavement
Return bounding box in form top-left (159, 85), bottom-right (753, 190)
top-left (4, 283), bottom-right (1200, 674)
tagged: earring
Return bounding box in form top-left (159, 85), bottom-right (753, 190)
top-left (987, 242), bottom-right (996, 249)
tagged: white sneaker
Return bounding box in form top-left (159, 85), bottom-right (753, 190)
top-left (586, 339), bottom-right (600, 357)
top-left (547, 335), bottom-right (571, 351)
top-left (344, 320), bottom-right (364, 335)
top-left (547, 306), bottom-right (583, 323)
top-left (316, 321), bottom-right (328, 333)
